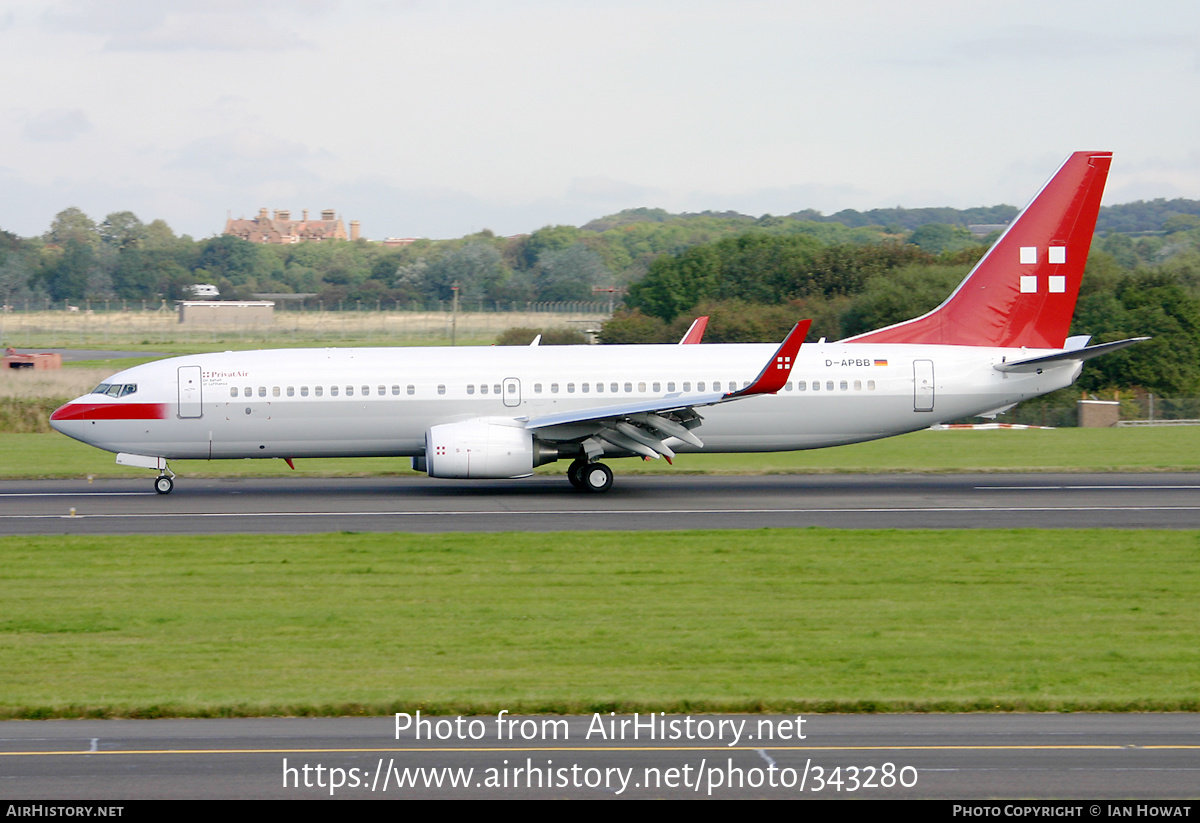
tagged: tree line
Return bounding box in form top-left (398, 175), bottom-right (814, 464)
top-left (3, 202), bottom-right (1200, 397)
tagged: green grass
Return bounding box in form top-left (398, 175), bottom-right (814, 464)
top-left (5, 426), bottom-right (1200, 479)
top-left (2, 529), bottom-right (1198, 718)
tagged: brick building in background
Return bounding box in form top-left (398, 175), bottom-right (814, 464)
top-left (223, 208), bottom-right (361, 244)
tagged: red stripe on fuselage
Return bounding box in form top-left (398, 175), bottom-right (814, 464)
top-left (50, 402), bottom-right (169, 422)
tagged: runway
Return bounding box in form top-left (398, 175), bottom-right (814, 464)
top-left (3, 714), bottom-right (1198, 799)
top-left (1, 473), bottom-right (1199, 534)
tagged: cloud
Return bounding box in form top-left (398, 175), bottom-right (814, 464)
top-left (168, 130), bottom-right (326, 187)
top-left (42, 0), bottom-right (324, 52)
top-left (23, 108), bottom-right (91, 142)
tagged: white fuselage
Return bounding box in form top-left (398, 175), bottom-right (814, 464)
top-left (51, 342), bottom-right (1080, 462)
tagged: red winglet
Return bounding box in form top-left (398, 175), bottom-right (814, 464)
top-left (726, 320), bottom-right (811, 399)
top-left (678, 316), bottom-right (709, 345)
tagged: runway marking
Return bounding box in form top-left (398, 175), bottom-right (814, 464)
top-left (0, 492), bottom-right (149, 497)
top-left (976, 485), bottom-right (1200, 491)
top-left (3, 505), bottom-right (1200, 521)
top-left (7, 743), bottom-right (1199, 757)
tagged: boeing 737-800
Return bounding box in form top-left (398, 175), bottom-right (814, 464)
top-left (50, 152), bottom-right (1144, 494)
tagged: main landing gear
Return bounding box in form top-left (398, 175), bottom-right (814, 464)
top-left (567, 459), bottom-right (613, 493)
top-left (154, 474), bottom-right (174, 495)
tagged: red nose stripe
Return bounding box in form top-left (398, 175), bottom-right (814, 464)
top-left (50, 403), bottom-right (170, 422)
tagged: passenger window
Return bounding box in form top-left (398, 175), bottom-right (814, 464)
top-left (287, 387), bottom-right (295, 397)
top-left (567, 383), bottom-right (575, 393)
top-left (582, 383), bottom-right (590, 393)
top-left (867, 380), bottom-right (876, 390)
top-left (407, 385), bottom-right (415, 395)
top-left (551, 383), bottom-right (559, 394)
top-left (230, 387), bottom-right (238, 398)
top-left (697, 382), bottom-right (705, 392)
top-left (493, 384), bottom-right (501, 394)
top-left (854, 380), bottom-right (862, 391)
top-left (346, 386), bottom-right (354, 397)
top-left (244, 386), bottom-right (251, 396)
top-left (667, 382), bottom-right (675, 392)
top-left (480, 384), bottom-right (488, 395)
top-left (331, 386), bottom-right (339, 397)
top-left (392, 385), bottom-right (400, 395)
top-left (798, 381), bottom-right (807, 391)
top-left (258, 386), bottom-right (266, 397)
top-left (784, 382), bottom-right (792, 391)
top-left (610, 383), bottom-right (618, 393)
top-left (377, 385), bottom-right (384, 396)
top-left (638, 382), bottom-right (646, 392)
top-left (826, 381), bottom-right (834, 391)
top-left (272, 386), bottom-right (280, 397)
top-left (534, 383), bottom-right (542, 393)
top-left (315, 386), bottom-right (323, 397)
top-left (300, 386), bottom-right (309, 397)
top-left (652, 382), bottom-right (661, 392)
top-left (840, 380), bottom-right (848, 391)
top-left (812, 381), bottom-right (820, 392)
top-left (437, 384), bottom-right (446, 395)
top-left (467, 384), bottom-right (475, 395)
top-left (624, 382), bottom-right (632, 393)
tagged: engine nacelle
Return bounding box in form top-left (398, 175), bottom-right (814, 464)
top-left (425, 419), bottom-right (558, 479)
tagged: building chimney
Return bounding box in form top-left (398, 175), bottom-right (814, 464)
top-left (302, 209), bottom-right (309, 222)
top-left (258, 207), bottom-right (268, 220)
top-left (321, 209), bottom-right (335, 221)
top-left (350, 220), bottom-right (360, 241)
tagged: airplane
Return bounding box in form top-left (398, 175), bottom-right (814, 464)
top-left (50, 151), bottom-right (1146, 495)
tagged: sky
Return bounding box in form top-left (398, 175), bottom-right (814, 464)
top-left (1, 0), bottom-right (1197, 241)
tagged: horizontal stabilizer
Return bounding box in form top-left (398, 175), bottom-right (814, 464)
top-left (993, 337), bottom-right (1149, 373)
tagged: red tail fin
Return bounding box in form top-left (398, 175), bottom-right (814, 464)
top-left (844, 151), bottom-right (1112, 348)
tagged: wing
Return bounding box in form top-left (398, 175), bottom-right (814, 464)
top-left (524, 320), bottom-right (810, 462)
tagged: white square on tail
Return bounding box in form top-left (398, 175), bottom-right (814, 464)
top-left (1020, 246), bottom-right (1037, 264)
top-left (1049, 246), bottom-right (1066, 264)
top-left (1020, 276), bottom-right (1038, 293)
top-left (1049, 276), bottom-right (1066, 293)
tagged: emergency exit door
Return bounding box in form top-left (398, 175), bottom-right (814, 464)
top-left (913, 360), bottom-right (934, 412)
top-left (178, 365), bottom-right (203, 418)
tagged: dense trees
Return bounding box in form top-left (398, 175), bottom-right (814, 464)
top-left (4, 201), bottom-right (1200, 397)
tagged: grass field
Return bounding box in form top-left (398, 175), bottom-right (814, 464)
top-left (4, 426), bottom-right (1200, 479)
top-left (1, 308), bottom-right (604, 351)
top-left (2, 529), bottom-right (1197, 718)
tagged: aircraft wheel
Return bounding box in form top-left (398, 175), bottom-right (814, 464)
top-left (582, 462), bottom-right (613, 493)
top-left (154, 475), bottom-right (174, 495)
top-left (567, 460), bottom-right (588, 490)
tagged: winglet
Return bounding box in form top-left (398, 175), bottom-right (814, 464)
top-left (726, 320), bottom-right (811, 399)
top-left (678, 316), bottom-right (709, 344)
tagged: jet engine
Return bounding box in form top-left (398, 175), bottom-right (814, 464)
top-left (424, 418), bottom-right (559, 479)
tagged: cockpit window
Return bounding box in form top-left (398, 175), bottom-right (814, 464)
top-left (90, 383), bottom-right (137, 397)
